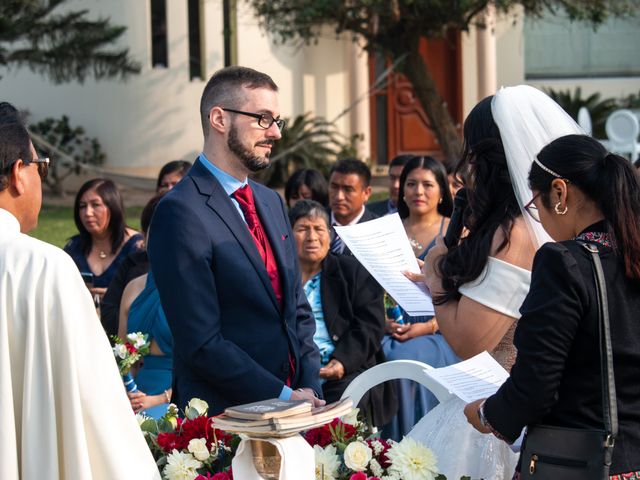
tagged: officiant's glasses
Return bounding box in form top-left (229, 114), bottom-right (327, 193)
top-left (222, 108), bottom-right (286, 131)
top-left (31, 157), bottom-right (50, 181)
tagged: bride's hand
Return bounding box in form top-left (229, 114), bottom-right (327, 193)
top-left (403, 259), bottom-right (426, 283)
top-left (464, 398), bottom-right (492, 434)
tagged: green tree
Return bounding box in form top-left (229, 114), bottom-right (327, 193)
top-left (248, 0), bottom-right (636, 163)
top-left (0, 0), bottom-right (140, 84)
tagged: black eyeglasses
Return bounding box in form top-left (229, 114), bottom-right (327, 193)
top-left (524, 192), bottom-right (540, 222)
top-left (32, 157), bottom-right (50, 181)
top-left (222, 108), bottom-right (285, 131)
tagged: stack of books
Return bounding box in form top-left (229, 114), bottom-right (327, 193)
top-left (212, 397), bottom-right (354, 438)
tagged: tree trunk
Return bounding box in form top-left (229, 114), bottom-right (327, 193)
top-left (400, 46), bottom-right (463, 165)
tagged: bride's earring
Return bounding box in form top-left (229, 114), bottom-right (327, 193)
top-left (554, 202), bottom-right (568, 215)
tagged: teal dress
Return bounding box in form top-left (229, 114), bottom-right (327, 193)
top-left (128, 271), bottom-right (173, 418)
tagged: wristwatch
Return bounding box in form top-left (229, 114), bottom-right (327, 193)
top-left (477, 400), bottom-right (489, 428)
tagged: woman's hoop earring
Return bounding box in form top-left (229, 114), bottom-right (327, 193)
top-left (438, 198), bottom-right (443, 204)
top-left (554, 202), bottom-right (568, 215)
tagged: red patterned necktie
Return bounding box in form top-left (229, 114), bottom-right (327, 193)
top-left (232, 184), bottom-right (283, 308)
top-left (233, 185), bottom-right (295, 385)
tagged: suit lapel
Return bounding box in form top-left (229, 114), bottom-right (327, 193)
top-left (191, 163), bottom-right (280, 314)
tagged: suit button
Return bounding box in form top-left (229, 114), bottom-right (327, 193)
top-left (332, 334), bottom-right (339, 342)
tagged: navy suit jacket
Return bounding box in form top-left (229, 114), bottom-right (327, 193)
top-left (148, 159), bottom-right (321, 414)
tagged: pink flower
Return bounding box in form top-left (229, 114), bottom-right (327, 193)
top-left (211, 472), bottom-right (232, 480)
top-left (349, 473), bottom-right (368, 480)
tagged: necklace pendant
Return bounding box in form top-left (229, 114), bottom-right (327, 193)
top-left (99, 250), bottom-right (107, 259)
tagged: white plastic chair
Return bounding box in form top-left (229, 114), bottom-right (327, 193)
top-left (340, 359), bottom-right (454, 407)
top-left (577, 106), bottom-right (592, 136)
top-left (605, 109), bottom-right (640, 161)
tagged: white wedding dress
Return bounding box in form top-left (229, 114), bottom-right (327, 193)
top-left (409, 398), bottom-right (517, 479)
top-left (409, 85), bottom-right (584, 479)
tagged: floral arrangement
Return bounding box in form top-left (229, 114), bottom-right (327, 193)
top-left (138, 398), bottom-right (239, 480)
top-left (304, 410), bottom-right (469, 480)
top-left (138, 399), bottom-right (471, 480)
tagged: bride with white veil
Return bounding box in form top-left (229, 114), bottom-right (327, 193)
top-left (409, 85), bottom-right (583, 479)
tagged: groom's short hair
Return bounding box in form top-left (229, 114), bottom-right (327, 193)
top-left (0, 123), bottom-right (32, 191)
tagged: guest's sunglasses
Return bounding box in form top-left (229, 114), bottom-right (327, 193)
top-left (524, 192), bottom-right (540, 222)
top-left (32, 157), bottom-right (50, 181)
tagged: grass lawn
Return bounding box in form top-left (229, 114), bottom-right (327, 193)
top-left (29, 205), bottom-right (144, 248)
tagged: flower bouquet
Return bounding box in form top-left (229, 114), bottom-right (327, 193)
top-left (138, 398), bottom-right (239, 480)
top-left (112, 332), bottom-right (151, 392)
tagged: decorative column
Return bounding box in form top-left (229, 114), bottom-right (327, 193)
top-left (476, 5), bottom-right (497, 99)
top-left (348, 37), bottom-right (372, 161)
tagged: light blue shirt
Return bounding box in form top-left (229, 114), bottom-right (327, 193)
top-left (198, 153), bottom-right (294, 400)
top-left (304, 273), bottom-right (334, 387)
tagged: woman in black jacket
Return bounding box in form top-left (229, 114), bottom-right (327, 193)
top-left (464, 134), bottom-right (640, 477)
top-left (289, 200), bottom-right (397, 427)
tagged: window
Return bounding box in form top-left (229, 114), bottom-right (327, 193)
top-left (151, 0), bottom-right (168, 68)
top-left (525, 13), bottom-right (640, 79)
top-left (188, 0), bottom-right (204, 79)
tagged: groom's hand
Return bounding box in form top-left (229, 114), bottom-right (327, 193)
top-left (291, 388), bottom-right (326, 408)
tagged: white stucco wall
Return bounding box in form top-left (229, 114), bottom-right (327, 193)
top-left (1, 0), bottom-right (360, 175)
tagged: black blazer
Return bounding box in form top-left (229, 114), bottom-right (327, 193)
top-left (485, 229), bottom-right (640, 474)
top-left (319, 253), bottom-right (397, 426)
top-left (148, 159), bottom-right (321, 414)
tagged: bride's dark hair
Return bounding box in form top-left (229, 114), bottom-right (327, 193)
top-left (434, 96), bottom-right (522, 304)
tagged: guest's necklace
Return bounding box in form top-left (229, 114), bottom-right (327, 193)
top-left (98, 250), bottom-right (107, 259)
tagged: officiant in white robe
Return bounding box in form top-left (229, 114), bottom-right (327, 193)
top-left (0, 120), bottom-right (160, 480)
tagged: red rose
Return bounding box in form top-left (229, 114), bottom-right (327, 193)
top-left (349, 473), bottom-right (368, 480)
top-left (304, 425), bottom-right (333, 447)
top-left (181, 416), bottom-right (214, 447)
top-left (125, 342), bottom-right (137, 354)
top-left (211, 473), bottom-right (232, 480)
top-left (157, 432), bottom-right (188, 453)
top-left (329, 418), bottom-right (356, 441)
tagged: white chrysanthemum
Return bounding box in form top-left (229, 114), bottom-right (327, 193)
top-left (113, 344), bottom-right (127, 359)
top-left (163, 450), bottom-right (202, 480)
top-left (135, 413), bottom-right (150, 426)
top-left (344, 441), bottom-right (372, 472)
top-left (370, 458), bottom-right (384, 477)
top-left (386, 437), bottom-right (439, 480)
top-left (314, 444), bottom-right (341, 480)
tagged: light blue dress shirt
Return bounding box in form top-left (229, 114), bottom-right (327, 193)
top-left (198, 153), bottom-right (293, 400)
top-left (303, 272), bottom-right (334, 386)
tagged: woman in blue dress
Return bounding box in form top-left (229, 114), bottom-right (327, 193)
top-left (118, 195), bottom-right (173, 418)
top-left (64, 178), bottom-right (143, 302)
top-left (382, 156), bottom-right (460, 440)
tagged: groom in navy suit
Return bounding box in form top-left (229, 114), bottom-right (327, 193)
top-left (148, 66), bottom-right (324, 414)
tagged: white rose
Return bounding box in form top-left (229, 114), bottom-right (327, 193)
top-left (343, 441), bottom-right (372, 472)
top-left (187, 398), bottom-right (209, 416)
top-left (113, 344), bottom-right (127, 359)
top-left (127, 332), bottom-right (146, 348)
top-left (188, 438), bottom-right (210, 461)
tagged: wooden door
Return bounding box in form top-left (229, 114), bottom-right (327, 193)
top-left (370, 31), bottom-right (463, 165)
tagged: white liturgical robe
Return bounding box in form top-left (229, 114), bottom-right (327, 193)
top-left (0, 208), bottom-right (160, 479)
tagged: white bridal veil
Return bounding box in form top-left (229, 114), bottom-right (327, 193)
top-left (491, 85), bottom-right (584, 248)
